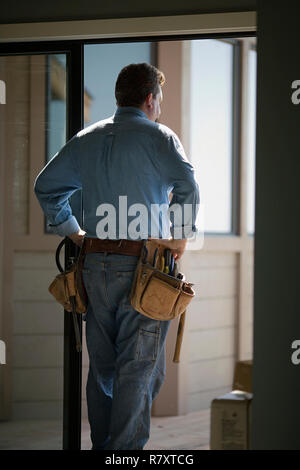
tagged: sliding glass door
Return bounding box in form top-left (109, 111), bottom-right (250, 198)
top-left (0, 43), bottom-right (83, 450)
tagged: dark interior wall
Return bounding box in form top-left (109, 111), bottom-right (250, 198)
top-left (0, 0), bottom-right (256, 24)
top-left (252, 0), bottom-right (300, 449)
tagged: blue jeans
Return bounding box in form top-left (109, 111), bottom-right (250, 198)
top-left (82, 251), bottom-right (171, 450)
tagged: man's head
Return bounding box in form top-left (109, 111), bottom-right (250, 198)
top-left (115, 63), bottom-right (165, 122)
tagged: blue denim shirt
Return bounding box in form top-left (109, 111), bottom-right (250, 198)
top-left (34, 106), bottom-right (200, 240)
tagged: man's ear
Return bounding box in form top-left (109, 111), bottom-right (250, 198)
top-left (145, 93), bottom-right (154, 108)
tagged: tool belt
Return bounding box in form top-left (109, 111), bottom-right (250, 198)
top-left (48, 238), bottom-right (88, 352)
top-left (49, 237), bottom-right (142, 314)
top-left (48, 237), bottom-right (195, 362)
top-left (129, 239), bottom-right (195, 362)
top-left (84, 237), bottom-right (144, 256)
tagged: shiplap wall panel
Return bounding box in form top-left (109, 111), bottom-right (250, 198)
top-left (188, 297), bottom-right (237, 330)
top-left (188, 357), bottom-right (235, 393)
top-left (82, 399), bottom-right (88, 420)
top-left (184, 252), bottom-right (237, 269)
top-left (14, 267), bottom-right (58, 302)
top-left (185, 252), bottom-right (238, 412)
top-left (13, 335), bottom-right (63, 368)
top-left (10, 56), bottom-right (30, 235)
top-left (13, 401), bottom-right (63, 421)
top-left (243, 325), bottom-right (253, 358)
top-left (82, 322), bottom-right (89, 368)
top-left (12, 368), bottom-right (63, 402)
top-left (14, 301), bottom-right (64, 335)
top-left (189, 267), bottom-right (238, 299)
top-left (189, 327), bottom-right (236, 362)
top-left (14, 251), bottom-right (64, 269)
top-left (12, 252), bottom-right (64, 419)
top-left (82, 367), bottom-right (88, 402)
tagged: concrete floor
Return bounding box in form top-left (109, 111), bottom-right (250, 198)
top-left (0, 409), bottom-right (210, 450)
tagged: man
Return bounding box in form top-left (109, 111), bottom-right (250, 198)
top-left (34, 62), bottom-right (200, 450)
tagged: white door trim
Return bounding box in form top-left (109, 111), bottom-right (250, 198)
top-left (0, 11), bottom-right (256, 43)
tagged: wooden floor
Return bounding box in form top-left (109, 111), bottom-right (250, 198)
top-left (0, 409), bottom-right (210, 450)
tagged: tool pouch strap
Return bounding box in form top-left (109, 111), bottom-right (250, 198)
top-left (48, 237), bottom-right (88, 314)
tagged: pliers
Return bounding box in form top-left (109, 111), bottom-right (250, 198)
top-left (164, 249), bottom-right (171, 273)
top-left (160, 255), bottom-right (165, 272)
top-left (142, 245), bottom-right (148, 263)
top-left (152, 248), bottom-right (159, 267)
top-left (169, 255), bottom-right (175, 276)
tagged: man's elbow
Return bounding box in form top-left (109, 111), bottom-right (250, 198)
top-left (33, 172), bottom-right (45, 196)
top-left (33, 176), bottom-right (39, 192)
top-left (190, 179), bottom-right (200, 205)
top-left (33, 174), bottom-right (48, 205)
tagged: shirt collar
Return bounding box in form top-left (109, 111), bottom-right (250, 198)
top-left (114, 106), bottom-right (148, 120)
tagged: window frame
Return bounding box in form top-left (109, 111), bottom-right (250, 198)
top-left (188, 37), bottom-right (241, 236)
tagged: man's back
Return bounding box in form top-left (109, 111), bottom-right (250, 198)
top-left (35, 105), bottom-right (199, 241)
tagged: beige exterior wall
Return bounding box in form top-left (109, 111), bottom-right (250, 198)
top-left (185, 251), bottom-right (238, 411)
top-left (186, 250), bottom-right (253, 411)
top-left (152, 38), bottom-right (254, 416)
top-left (0, 55), bottom-right (64, 420)
top-left (12, 252), bottom-right (63, 419)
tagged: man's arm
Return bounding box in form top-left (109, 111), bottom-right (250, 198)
top-left (159, 132), bottom-right (200, 254)
top-left (34, 135), bottom-right (85, 245)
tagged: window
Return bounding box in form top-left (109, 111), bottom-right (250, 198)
top-left (189, 39), bottom-right (236, 234)
top-left (246, 47), bottom-right (257, 235)
top-left (84, 42), bottom-right (153, 126)
top-left (45, 54), bottom-right (67, 234)
top-left (46, 54), bottom-right (67, 162)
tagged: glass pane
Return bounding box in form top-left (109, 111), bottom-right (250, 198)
top-left (3, 56), bottom-right (31, 235)
top-left (46, 55), bottom-right (67, 162)
top-left (247, 48), bottom-right (257, 235)
top-left (82, 41), bottom-right (152, 450)
top-left (0, 54), bottom-right (66, 449)
top-left (189, 39), bottom-right (234, 233)
top-left (84, 42), bottom-right (152, 126)
top-left (44, 54), bottom-right (67, 234)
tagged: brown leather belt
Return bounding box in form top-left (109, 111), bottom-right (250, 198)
top-left (83, 237), bottom-right (144, 257)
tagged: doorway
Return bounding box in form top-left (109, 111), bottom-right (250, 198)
top-left (0, 28), bottom-right (256, 449)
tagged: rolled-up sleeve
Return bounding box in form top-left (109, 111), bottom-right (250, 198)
top-left (34, 135), bottom-right (82, 237)
top-left (159, 132), bottom-right (200, 239)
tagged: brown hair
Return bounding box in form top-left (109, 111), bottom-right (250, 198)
top-left (115, 62), bottom-right (165, 107)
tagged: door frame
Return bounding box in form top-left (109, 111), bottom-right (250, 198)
top-left (0, 12), bottom-right (256, 43)
top-left (0, 10), bottom-right (256, 450)
top-left (0, 41), bottom-right (84, 450)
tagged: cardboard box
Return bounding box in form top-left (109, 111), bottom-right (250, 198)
top-left (210, 391), bottom-right (253, 450)
top-left (232, 360), bottom-right (252, 393)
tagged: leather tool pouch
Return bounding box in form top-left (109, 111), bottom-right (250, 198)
top-left (130, 239), bottom-right (195, 321)
top-left (48, 238), bottom-right (88, 314)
